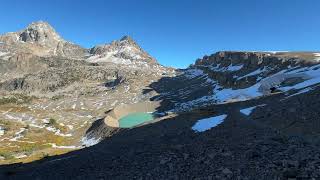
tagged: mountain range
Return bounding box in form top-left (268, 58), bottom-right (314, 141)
top-left (0, 21), bottom-right (320, 179)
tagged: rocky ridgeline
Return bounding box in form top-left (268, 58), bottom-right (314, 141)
top-left (0, 21), bottom-right (172, 96)
top-left (0, 21), bottom-right (158, 63)
top-left (193, 51), bottom-right (318, 89)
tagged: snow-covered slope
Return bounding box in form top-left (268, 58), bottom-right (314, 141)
top-left (151, 51), bottom-right (320, 112)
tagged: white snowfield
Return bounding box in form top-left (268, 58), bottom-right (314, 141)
top-left (258, 73), bottom-right (309, 93)
top-left (192, 114), bottom-right (227, 132)
top-left (81, 136), bottom-right (101, 147)
top-left (179, 62), bottom-right (320, 111)
top-left (240, 107), bottom-right (256, 116)
top-left (87, 54), bottom-right (133, 64)
top-left (215, 64), bottom-right (320, 102)
top-left (240, 104), bottom-right (265, 116)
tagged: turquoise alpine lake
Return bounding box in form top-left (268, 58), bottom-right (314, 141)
top-left (119, 112), bottom-right (154, 128)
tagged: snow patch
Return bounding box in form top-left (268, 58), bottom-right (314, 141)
top-left (46, 126), bottom-right (72, 137)
top-left (0, 126), bottom-right (4, 136)
top-left (192, 114), bottom-right (227, 132)
top-left (214, 83), bottom-right (262, 103)
top-left (278, 64), bottom-right (320, 92)
top-left (313, 53), bottom-right (320, 61)
top-left (14, 154), bottom-right (27, 159)
top-left (240, 104), bottom-right (266, 116)
top-left (9, 128), bottom-right (26, 141)
top-left (81, 136), bottom-right (101, 147)
top-left (0, 51), bottom-right (9, 57)
top-left (240, 106), bottom-right (256, 116)
top-left (47, 143), bottom-right (78, 149)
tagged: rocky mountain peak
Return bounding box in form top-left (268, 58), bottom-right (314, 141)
top-left (120, 35), bottom-right (134, 42)
top-left (0, 21), bottom-right (65, 47)
top-left (0, 21), bottom-right (157, 63)
top-left (19, 21), bottom-right (64, 45)
top-left (115, 35), bottom-right (140, 48)
top-left (88, 36), bottom-right (157, 64)
top-left (0, 21), bottom-right (88, 58)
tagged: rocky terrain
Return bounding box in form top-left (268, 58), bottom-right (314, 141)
top-left (1, 21), bottom-right (320, 179)
top-left (0, 21), bottom-right (174, 164)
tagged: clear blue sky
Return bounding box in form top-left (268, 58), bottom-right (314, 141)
top-left (0, 0), bottom-right (320, 68)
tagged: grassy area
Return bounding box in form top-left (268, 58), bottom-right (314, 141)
top-left (0, 94), bottom-right (36, 105)
top-left (0, 100), bottom-right (91, 165)
top-left (0, 120), bottom-right (79, 165)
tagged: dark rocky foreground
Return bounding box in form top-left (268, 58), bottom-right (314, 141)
top-left (1, 86), bottom-right (320, 180)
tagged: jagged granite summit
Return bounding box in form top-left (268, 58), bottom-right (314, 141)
top-left (0, 21), bottom-right (87, 58)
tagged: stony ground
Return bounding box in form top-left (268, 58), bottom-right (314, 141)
top-left (0, 70), bottom-right (168, 164)
top-left (1, 85), bottom-right (320, 179)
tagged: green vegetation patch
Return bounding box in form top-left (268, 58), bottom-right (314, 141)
top-left (0, 94), bottom-right (36, 105)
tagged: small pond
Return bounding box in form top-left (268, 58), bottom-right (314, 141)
top-left (119, 112), bottom-right (154, 128)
